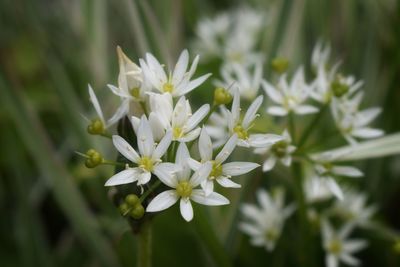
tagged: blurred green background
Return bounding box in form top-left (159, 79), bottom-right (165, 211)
top-left (1, 0), bottom-right (400, 266)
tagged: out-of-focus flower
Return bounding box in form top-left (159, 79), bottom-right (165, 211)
top-left (322, 221), bottom-right (367, 267)
top-left (188, 129), bottom-right (259, 195)
top-left (105, 116), bottom-right (176, 186)
top-left (146, 143), bottom-right (229, 222)
top-left (240, 188), bottom-right (295, 251)
top-left (139, 49), bottom-right (211, 97)
top-left (331, 92), bottom-right (384, 144)
top-left (215, 62), bottom-right (263, 100)
top-left (254, 130), bottom-right (295, 172)
top-left (263, 67), bottom-right (319, 116)
top-left (304, 176), bottom-right (334, 203)
top-left (331, 189), bottom-right (376, 226)
top-left (205, 106), bottom-right (231, 148)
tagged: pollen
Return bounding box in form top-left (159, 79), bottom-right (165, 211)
top-left (173, 127), bottom-right (183, 139)
top-left (138, 156), bottom-right (154, 171)
top-left (163, 82), bottom-right (174, 93)
top-left (176, 181), bottom-right (192, 198)
top-left (233, 124), bottom-right (249, 139)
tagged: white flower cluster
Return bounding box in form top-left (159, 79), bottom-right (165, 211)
top-left (87, 48), bottom-right (282, 222)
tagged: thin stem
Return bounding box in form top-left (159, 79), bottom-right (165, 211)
top-left (102, 160), bottom-right (126, 167)
top-left (298, 104), bottom-right (327, 148)
top-left (288, 111), bottom-right (296, 143)
top-left (137, 222), bottom-right (152, 267)
top-left (139, 180), bottom-right (162, 203)
top-left (100, 132), bottom-right (112, 139)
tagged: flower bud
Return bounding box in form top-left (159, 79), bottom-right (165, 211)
top-left (119, 202), bottom-right (130, 216)
top-left (125, 194), bottom-right (140, 206)
top-left (213, 87), bottom-right (232, 105)
top-left (84, 149), bottom-right (103, 168)
top-left (87, 118), bottom-right (105, 135)
top-left (130, 203), bottom-right (145, 219)
top-left (271, 57), bottom-right (289, 74)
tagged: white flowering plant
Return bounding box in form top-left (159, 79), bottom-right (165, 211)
top-left (76, 5), bottom-right (400, 267)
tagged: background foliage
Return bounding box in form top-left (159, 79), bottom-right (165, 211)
top-left (0, 0), bottom-right (399, 266)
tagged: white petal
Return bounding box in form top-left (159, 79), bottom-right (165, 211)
top-left (216, 176), bottom-right (241, 188)
top-left (186, 104), bottom-right (210, 132)
top-left (180, 198), bottom-right (194, 222)
top-left (191, 190), bottom-right (230, 206)
top-left (262, 156), bottom-right (277, 172)
top-left (280, 155), bottom-right (292, 166)
top-left (231, 90), bottom-right (241, 123)
top-left (339, 254), bottom-right (360, 266)
top-left (172, 49), bottom-right (189, 84)
top-left (179, 127), bottom-right (202, 142)
top-left (107, 100), bottom-right (129, 126)
top-left (326, 254), bottom-right (338, 267)
top-left (112, 135), bottom-right (140, 163)
top-left (262, 80), bottom-right (283, 103)
top-left (172, 97), bottom-right (189, 128)
top-left (187, 158), bottom-right (202, 171)
top-left (149, 112), bottom-right (165, 142)
top-left (201, 179), bottom-right (214, 196)
top-left (175, 143), bottom-right (191, 179)
top-left (153, 164), bottom-right (178, 188)
top-left (215, 134), bottom-right (238, 164)
top-left (332, 166), bottom-right (363, 177)
top-left (199, 128), bottom-right (213, 161)
top-left (326, 178), bottom-right (344, 200)
top-left (239, 222), bottom-right (263, 236)
top-left (107, 84), bottom-right (130, 98)
top-left (180, 74), bottom-right (212, 96)
top-left (146, 190), bottom-right (179, 212)
top-left (105, 169), bottom-right (137, 186)
top-left (130, 116), bottom-right (140, 135)
top-left (152, 130), bottom-right (172, 160)
top-left (88, 84), bottom-right (104, 123)
top-left (137, 116), bottom-right (155, 157)
top-left (242, 95), bottom-right (263, 128)
top-left (222, 162), bottom-right (259, 176)
top-left (137, 171), bottom-right (151, 185)
top-left (146, 53), bottom-right (167, 82)
top-left (248, 134), bottom-right (283, 148)
top-left (294, 105), bottom-right (319, 115)
top-left (352, 128), bottom-right (384, 139)
top-left (267, 106), bottom-right (288, 116)
top-left (343, 240), bottom-right (367, 253)
top-left (190, 162), bottom-right (212, 187)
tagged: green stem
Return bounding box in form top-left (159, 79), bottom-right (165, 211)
top-left (288, 112), bottom-right (296, 143)
top-left (298, 104), bottom-right (327, 148)
top-left (139, 180), bottom-right (162, 203)
top-left (137, 222), bottom-right (152, 267)
top-left (100, 132), bottom-right (112, 139)
top-left (102, 160), bottom-right (126, 167)
top-left (193, 206), bottom-right (232, 267)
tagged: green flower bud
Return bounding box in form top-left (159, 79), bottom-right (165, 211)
top-left (213, 87), bottom-right (232, 105)
top-left (130, 204), bottom-right (145, 219)
top-left (393, 240), bottom-right (400, 254)
top-left (84, 149), bottom-right (103, 168)
top-left (87, 118), bottom-right (105, 135)
top-left (331, 75), bottom-right (349, 98)
top-left (271, 57), bottom-right (289, 74)
top-left (125, 194), bottom-right (140, 206)
top-left (119, 202), bottom-right (130, 216)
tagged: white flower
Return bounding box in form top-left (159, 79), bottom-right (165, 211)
top-left (304, 176), bottom-right (334, 203)
top-left (254, 130), bottom-right (296, 172)
top-left (240, 189), bottom-right (295, 251)
top-left (312, 159), bottom-right (363, 200)
top-left (146, 143), bottom-right (229, 222)
top-left (331, 92), bottom-right (384, 144)
top-left (331, 189), bottom-right (376, 226)
top-left (139, 49), bottom-right (211, 97)
top-left (228, 90), bottom-right (283, 147)
top-left (87, 84), bottom-right (114, 128)
top-left (263, 67), bottom-right (319, 116)
top-left (105, 116), bottom-right (176, 187)
top-left (107, 47), bottom-right (147, 124)
top-left (215, 62), bottom-right (263, 100)
top-left (188, 128), bottom-right (259, 196)
top-left (322, 220), bottom-right (367, 267)
top-left (311, 42), bottom-right (331, 70)
top-left (310, 62), bottom-right (340, 104)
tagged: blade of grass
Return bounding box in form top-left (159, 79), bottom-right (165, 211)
top-left (0, 77), bottom-right (120, 267)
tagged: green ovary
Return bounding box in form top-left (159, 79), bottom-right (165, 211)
top-left (233, 124), bottom-right (249, 140)
top-left (176, 181), bottom-right (192, 198)
top-left (163, 82), bottom-right (174, 93)
top-left (139, 156), bottom-right (154, 172)
top-left (209, 161), bottom-right (223, 179)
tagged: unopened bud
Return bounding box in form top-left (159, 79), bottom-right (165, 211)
top-left (331, 75), bottom-right (349, 98)
top-left (84, 149), bottom-right (103, 168)
top-left (87, 118), bottom-right (105, 135)
top-left (271, 57), bottom-right (289, 74)
top-left (125, 194), bottom-right (140, 206)
top-left (214, 87), bottom-right (232, 105)
top-left (130, 203), bottom-right (145, 219)
top-left (119, 203), bottom-right (130, 216)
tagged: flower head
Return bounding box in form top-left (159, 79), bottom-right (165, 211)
top-left (146, 143), bottom-right (229, 221)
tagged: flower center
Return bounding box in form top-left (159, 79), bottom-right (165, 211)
top-left (328, 239), bottom-right (342, 255)
top-left (331, 75), bottom-right (349, 98)
top-left (173, 127), bottom-right (183, 139)
top-left (176, 181), bottom-right (192, 198)
top-left (265, 228), bottom-right (279, 241)
top-left (233, 124), bottom-right (249, 140)
top-left (271, 140), bottom-right (288, 158)
top-left (130, 87), bottom-right (141, 98)
top-left (163, 82), bottom-right (174, 93)
top-left (209, 161), bottom-right (223, 180)
top-left (138, 156), bottom-right (153, 171)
